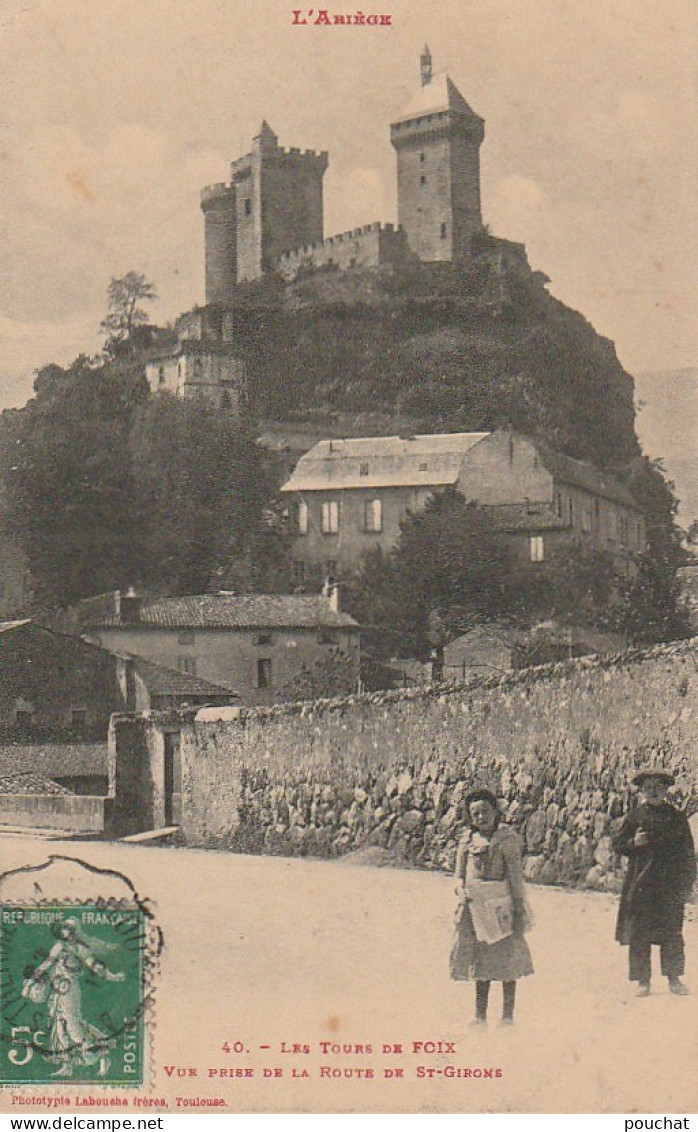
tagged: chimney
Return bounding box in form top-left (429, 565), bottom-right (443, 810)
top-left (420, 44), bottom-right (433, 87)
top-left (328, 582), bottom-right (340, 614)
top-left (120, 586), bottom-right (142, 623)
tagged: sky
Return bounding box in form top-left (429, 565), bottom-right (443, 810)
top-left (0, 0), bottom-right (696, 409)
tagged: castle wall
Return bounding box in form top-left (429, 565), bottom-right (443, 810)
top-left (449, 132), bottom-right (483, 259)
top-left (395, 130), bottom-right (454, 262)
top-left (262, 151), bottom-right (326, 273)
top-left (277, 223), bottom-right (410, 280)
top-left (234, 163), bottom-right (262, 283)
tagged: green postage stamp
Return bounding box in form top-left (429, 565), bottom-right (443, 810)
top-left (0, 904), bottom-right (146, 1086)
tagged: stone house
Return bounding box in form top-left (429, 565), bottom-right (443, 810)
top-left (83, 590), bottom-right (361, 706)
top-left (0, 619), bottom-right (234, 799)
top-left (280, 429), bottom-right (645, 582)
top-left (144, 337), bottom-right (245, 413)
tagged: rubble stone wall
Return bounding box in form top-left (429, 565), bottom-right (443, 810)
top-left (179, 640), bottom-right (698, 889)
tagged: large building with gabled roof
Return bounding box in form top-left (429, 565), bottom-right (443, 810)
top-left (280, 429), bottom-right (646, 582)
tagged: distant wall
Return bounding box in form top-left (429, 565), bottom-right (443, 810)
top-left (176, 639), bottom-right (698, 889)
top-left (0, 795), bottom-right (105, 832)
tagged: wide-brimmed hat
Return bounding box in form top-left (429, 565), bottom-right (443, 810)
top-left (632, 767), bottom-right (675, 787)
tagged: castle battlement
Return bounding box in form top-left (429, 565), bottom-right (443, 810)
top-left (201, 182), bottom-right (234, 206)
top-left (278, 222), bottom-right (401, 262)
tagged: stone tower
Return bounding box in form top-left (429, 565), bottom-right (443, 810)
top-left (201, 183), bottom-right (237, 305)
top-left (390, 49), bottom-right (485, 263)
top-left (201, 123), bottom-right (328, 297)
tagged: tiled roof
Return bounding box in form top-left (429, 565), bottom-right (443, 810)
top-left (281, 433), bottom-right (490, 491)
top-left (130, 655), bottom-right (237, 699)
top-left (392, 73), bottom-right (483, 127)
top-left (0, 772), bottom-right (73, 796)
top-left (0, 744), bottom-right (108, 777)
top-left (536, 444), bottom-right (640, 511)
top-left (88, 593), bottom-right (359, 631)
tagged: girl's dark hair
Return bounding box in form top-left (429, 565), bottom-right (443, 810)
top-left (464, 787), bottom-right (500, 812)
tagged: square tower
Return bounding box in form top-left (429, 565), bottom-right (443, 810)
top-left (231, 122), bottom-right (328, 282)
top-left (390, 49), bottom-right (485, 263)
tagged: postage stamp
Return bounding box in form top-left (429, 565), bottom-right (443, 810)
top-left (0, 904), bottom-right (146, 1086)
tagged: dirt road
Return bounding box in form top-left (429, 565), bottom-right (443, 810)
top-left (0, 834), bottom-right (695, 1113)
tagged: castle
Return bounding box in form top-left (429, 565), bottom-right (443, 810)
top-left (201, 47), bottom-right (487, 300)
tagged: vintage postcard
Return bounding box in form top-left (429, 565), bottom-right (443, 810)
top-left (0, 0), bottom-right (696, 1117)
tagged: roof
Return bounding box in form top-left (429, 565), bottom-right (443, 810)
top-left (536, 444), bottom-right (641, 511)
top-left (281, 433), bottom-right (490, 492)
top-left (129, 655), bottom-right (237, 699)
top-left (392, 72), bottom-right (483, 127)
top-left (0, 772), bottom-right (74, 796)
top-left (0, 744), bottom-right (108, 777)
top-left (87, 593), bottom-right (359, 631)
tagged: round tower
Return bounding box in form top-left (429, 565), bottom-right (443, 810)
top-left (200, 183), bottom-right (237, 305)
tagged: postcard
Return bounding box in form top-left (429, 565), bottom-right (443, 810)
top-left (0, 0), bottom-right (695, 1116)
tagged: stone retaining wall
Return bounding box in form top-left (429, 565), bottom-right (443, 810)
top-left (178, 640), bottom-right (698, 889)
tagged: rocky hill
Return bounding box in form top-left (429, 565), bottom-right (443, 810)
top-left (225, 244), bottom-right (640, 474)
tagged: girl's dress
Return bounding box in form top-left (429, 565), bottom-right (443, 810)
top-left (450, 824), bottom-right (534, 981)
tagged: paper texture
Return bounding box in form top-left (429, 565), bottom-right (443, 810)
top-left (0, 0), bottom-right (696, 1116)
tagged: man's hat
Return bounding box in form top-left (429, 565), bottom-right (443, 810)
top-left (632, 766), bottom-right (675, 787)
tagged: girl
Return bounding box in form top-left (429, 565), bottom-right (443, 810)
top-left (451, 787), bottom-right (533, 1025)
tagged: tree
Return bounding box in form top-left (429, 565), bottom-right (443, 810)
top-left (346, 489), bottom-right (514, 660)
top-left (1, 357), bottom-right (147, 608)
top-left (128, 396), bottom-right (275, 594)
top-left (101, 272), bottom-right (158, 354)
top-left (612, 458), bottom-right (692, 644)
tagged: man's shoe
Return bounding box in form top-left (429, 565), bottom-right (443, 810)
top-left (635, 983), bottom-right (651, 997)
top-left (669, 979), bottom-right (690, 996)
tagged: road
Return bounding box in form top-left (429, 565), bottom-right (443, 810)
top-left (0, 833), bottom-right (695, 1114)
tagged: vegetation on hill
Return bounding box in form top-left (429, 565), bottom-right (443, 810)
top-left (228, 250), bottom-right (639, 472)
top-left (0, 254), bottom-right (690, 648)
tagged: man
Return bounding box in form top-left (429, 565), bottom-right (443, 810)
top-left (613, 767), bottom-right (696, 996)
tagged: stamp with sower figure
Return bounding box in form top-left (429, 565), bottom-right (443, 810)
top-left (0, 903), bottom-right (147, 1086)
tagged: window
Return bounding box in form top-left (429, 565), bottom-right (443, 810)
top-left (71, 708), bottom-right (87, 737)
top-left (257, 658), bottom-right (272, 689)
top-left (440, 222), bottom-right (447, 239)
top-left (555, 492), bottom-right (563, 519)
top-left (158, 366), bottom-right (166, 386)
top-left (178, 630), bottom-right (195, 645)
top-left (529, 536), bottom-right (545, 563)
top-left (292, 560), bottom-right (306, 586)
top-left (420, 175), bottom-right (426, 185)
top-left (221, 390), bottom-right (232, 409)
top-left (364, 498), bottom-right (383, 533)
top-left (15, 709), bottom-right (34, 735)
top-left (325, 559), bottom-right (337, 578)
top-left (297, 500), bottom-right (308, 535)
top-left (582, 505), bottom-right (593, 533)
top-left (318, 631), bottom-right (337, 645)
top-left (244, 198), bottom-right (252, 216)
top-left (359, 462), bottom-right (369, 477)
top-left (419, 152), bottom-right (425, 163)
top-left (321, 500), bottom-right (339, 534)
top-left (256, 633), bottom-right (273, 646)
top-left (178, 656), bottom-right (197, 675)
top-left (419, 462), bottom-right (428, 472)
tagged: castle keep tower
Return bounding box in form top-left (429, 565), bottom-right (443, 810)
top-left (201, 122), bottom-right (328, 299)
top-left (390, 47), bottom-right (485, 263)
